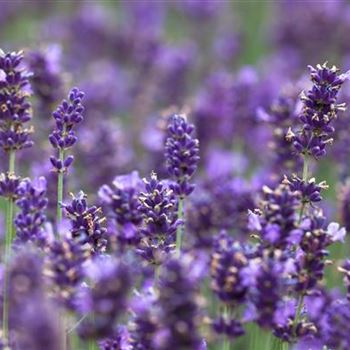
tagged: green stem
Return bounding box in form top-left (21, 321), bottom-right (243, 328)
top-left (56, 149), bottom-right (64, 226)
top-left (56, 148), bottom-right (66, 350)
top-left (292, 294), bottom-right (304, 339)
top-left (176, 197), bottom-right (184, 257)
top-left (222, 305), bottom-right (230, 350)
top-left (88, 340), bottom-right (98, 350)
top-left (298, 154), bottom-right (310, 223)
top-left (8, 150), bottom-right (15, 174)
top-left (282, 340), bottom-right (289, 350)
top-left (302, 154), bottom-right (309, 181)
top-left (2, 150), bottom-right (16, 342)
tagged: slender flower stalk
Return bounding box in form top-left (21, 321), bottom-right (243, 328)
top-left (49, 88), bottom-right (84, 350)
top-left (57, 148), bottom-right (65, 224)
top-left (2, 152), bottom-right (17, 342)
top-left (49, 87), bottom-right (85, 229)
top-left (222, 305), bottom-right (230, 350)
top-left (164, 114), bottom-right (199, 255)
top-left (176, 197), bottom-right (184, 256)
top-left (287, 63), bottom-right (348, 345)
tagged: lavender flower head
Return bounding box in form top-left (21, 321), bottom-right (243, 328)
top-left (137, 172), bottom-right (180, 264)
top-left (210, 231), bottom-right (250, 304)
top-left (165, 114), bottom-right (200, 197)
top-left (61, 191), bottom-right (107, 254)
top-left (0, 50), bottom-right (33, 152)
top-left (99, 171), bottom-right (143, 248)
top-left (287, 63), bottom-right (348, 158)
top-left (49, 87), bottom-right (85, 173)
top-left (283, 174), bottom-right (328, 205)
top-left (248, 183), bottom-right (302, 248)
top-left (14, 176), bottom-right (48, 246)
top-left (44, 238), bottom-right (89, 309)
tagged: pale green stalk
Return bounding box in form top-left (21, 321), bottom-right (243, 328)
top-left (176, 198), bottom-right (184, 257)
top-left (2, 150), bottom-right (16, 342)
top-left (222, 305), bottom-right (230, 350)
top-left (56, 148), bottom-right (65, 225)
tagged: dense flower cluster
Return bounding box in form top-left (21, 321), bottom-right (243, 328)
top-left (165, 114), bottom-right (200, 197)
top-left (137, 172), bottom-right (180, 264)
top-left (62, 191), bottom-right (107, 254)
top-left (14, 176), bottom-right (48, 246)
top-left (49, 88), bottom-right (85, 173)
top-left (99, 171), bottom-right (143, 248)
top-left (0, 50), bottom-right (33, 152)
top-left (287, 64), bottom-right (348, 158)
top-left (248, 183), bottom-right (302, 248)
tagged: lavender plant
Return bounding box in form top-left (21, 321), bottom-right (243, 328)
top-left (164, 114), bottom-right (199, 255)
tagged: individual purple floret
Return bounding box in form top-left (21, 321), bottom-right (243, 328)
top-left (0, 172), bottom-right (21, 199)
top-left (137, 172), bottom-right (180, 264)
top-left (14, 177), bottom-right (48, 246)
top-left (44, 238), bottom-right (89, 309)
top-left (61, 191), bottom-right (107, 254)
top-left (99, 171), bottom-right (143, 249)
top-left (153, 256), bottom-right (204, 350)
top-left (164, 114), bottom-right (200, 198)
top-left (49, 87), bottom-right (85, 173)
top-left (78, 257), bottom-right (132, 340)
top-left (283, 174), bottom-right (328, 204)
top-left (287, 63), bottom-right (348, 158)
top-left (0, 50), bottom-right (33, 152)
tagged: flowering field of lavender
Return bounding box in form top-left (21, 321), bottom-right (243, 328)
top-left (3, 1), bottom-right (350, 350)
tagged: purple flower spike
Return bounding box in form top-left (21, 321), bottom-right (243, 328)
top-left (283, 174), bottom-right (328, 204)
top-left (165, 114), bottom-right (200, 198)
top-left (49, 87), bottom-right (85, 173)
top-left (137, 172), bottom-right (180, 264)
top-left (210, 231), bottom-right (250, 304)
top-left (0, 50), bottom-right (33, 152)
top-left (14, 176), bottom-right (48, 246)
top-left (45, 238), bottom-right (90, 309)
top-left (99, 171), bottom-right (143, 249)
top-left (287, 63), bottom-right (348, 158)
top-left (61, 191), bottom-right (107, 254)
